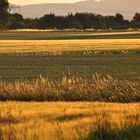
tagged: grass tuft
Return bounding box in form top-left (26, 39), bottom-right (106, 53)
top-left (0, 73), bottom-right (139, 102)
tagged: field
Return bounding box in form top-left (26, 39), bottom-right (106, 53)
top-left (0, 31), bottom-right (140, 81)
top-left (0, 30), bottom-right (140, 40)
top-left (0, 102), bottom-right (139, 140)
top-left (0, 31), bottom-right (140, 139)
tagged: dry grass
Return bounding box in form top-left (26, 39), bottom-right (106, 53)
top-left (0, 73), bottom-right (139, 102)
top-left (0, 39), bottom-right (140, 54)
top-left (0, 102), bottom-right (139, 140)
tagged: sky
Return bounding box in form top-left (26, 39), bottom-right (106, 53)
top-left (9, 0), bottom-right (81, 5)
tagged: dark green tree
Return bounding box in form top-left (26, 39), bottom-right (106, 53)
top-left (133, 13), bottom-right (140, 22)
top-left (131, 13), bottom-right (140, 28)
top-left (115, 13), bottom-right (129, 29)
top-left (38, 13), bottom-right (56, 29)
top-left (9, 13), bottom-right (25, 29)
top-left (0, 0), bottom-right (9, 29)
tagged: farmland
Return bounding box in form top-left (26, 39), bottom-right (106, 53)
top-left (0, 102), bottom-right (139, 140)
top-left (0, 30), bottom-right (140, 40)
top-left (0, 31), bottom-right (140, 101)
top-left (0, 33), bottom-right (140, 81)
top-left (0, 31), bottom-right (140, 139)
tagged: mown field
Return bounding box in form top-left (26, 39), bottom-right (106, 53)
top-left (0, 30), bottom-right (140, 40)
top-left (0, 102), bottom-right (139, 140)
top-left (0, 53), bottom-right (140, 81)
top-left (0, 31), bottom-right (140, 139)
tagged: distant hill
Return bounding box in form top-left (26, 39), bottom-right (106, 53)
top-left (14, 0), bottom-right (140, 19)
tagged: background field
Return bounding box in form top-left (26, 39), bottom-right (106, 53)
top-left (0, 31), bottom-right (140, 40)
top-left (0, 53), bottom-right (140, 81)
top-left (0, 31), bottom-right (140, 81)
top-left (0, 31), bottom-right (139, 102)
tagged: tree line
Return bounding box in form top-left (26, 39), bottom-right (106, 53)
top-left (0, 0), bottom-right (140, 30)
top-left (8, 13), bottom-right (140, 30)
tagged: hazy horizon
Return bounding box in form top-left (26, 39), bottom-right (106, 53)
top-left (9, 0), bottom-right (139, 20)
top-left (9, 0), bottom-right (84, 5)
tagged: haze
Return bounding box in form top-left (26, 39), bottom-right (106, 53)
top-left (9, 0), bottom-right (139, 20)
top-left (9, 0), bottom-right (81, 5)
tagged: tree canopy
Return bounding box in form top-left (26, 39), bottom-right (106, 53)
top-left (7, 12), bottom-right (140, 30)
top-left (0, 0), bottom-right (9, 29)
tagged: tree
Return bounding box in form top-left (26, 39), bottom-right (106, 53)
top-left (9, 13), bottom-right (25, 29)
top-left (131, 13), bottom-right (140, 28)
top-left (0, 0), bottom-right (9, 12)
top-left (114, 13), bottom-right (129, 29)
top-left (133, 13), bottom-right (140, 22)
top-left (38, 13), bottom-right (56, 29)
top-left (24, 18), bottom-right (38, 29)
top-left (0, 0), bottom-right (9, 29)
top-left (115, 13), bottom-right (124, 23)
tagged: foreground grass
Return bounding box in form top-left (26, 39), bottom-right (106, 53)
top-left (0, 73), bottom-right (139, 102)
top-left (0, 102), bottom-right (139, 140)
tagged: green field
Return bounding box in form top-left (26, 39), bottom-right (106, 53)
top-left (0, 30), bottom-right (140, 40)
top-left (0, 53), bottom-right (140, 81)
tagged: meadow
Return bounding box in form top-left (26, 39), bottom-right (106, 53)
top-left (0, 31), bottom-right (140, 139)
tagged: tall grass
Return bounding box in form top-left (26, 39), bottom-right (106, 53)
top-left (0, 73), bottom-right (139, 102)
top-left (0, 102), bottom-right (139, 140)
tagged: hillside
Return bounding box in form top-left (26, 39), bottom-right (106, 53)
top-left (17, 0), bottom-right (140, 19)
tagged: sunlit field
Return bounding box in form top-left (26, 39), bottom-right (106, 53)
top-left (0, 102), bottom-right (139, 140)
top-left (0, 74), bottom-right (139, 102)
top-left (0, 31), bottom-right (140, 139)
top-left (0, 39), bottom-right (140, 53)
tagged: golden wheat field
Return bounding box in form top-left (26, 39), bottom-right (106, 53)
top-left (0, 102), bottom-right (139, 140)
top-left (0, 39), bottom-right (140, 53)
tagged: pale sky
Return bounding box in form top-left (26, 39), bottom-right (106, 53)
top-left (9, 0), bottom-right (81, 5)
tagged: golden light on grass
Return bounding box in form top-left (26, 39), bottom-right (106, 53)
top-left (0, 39), bottom-right (140, 53)
top-left (0, 102), bottom-right (139, 140)
top-left (0, 73), bottom-right (139, 102)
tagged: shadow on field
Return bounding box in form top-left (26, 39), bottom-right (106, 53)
top-left (55, 113), bottom-right (91, 122)
top-left (0, 113), bottom-right (20, 125)
top-left (86, 125), bottom-right (140, 140)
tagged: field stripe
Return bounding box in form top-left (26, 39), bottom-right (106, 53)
top-left (0, 39), bottom-right (140, 53)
